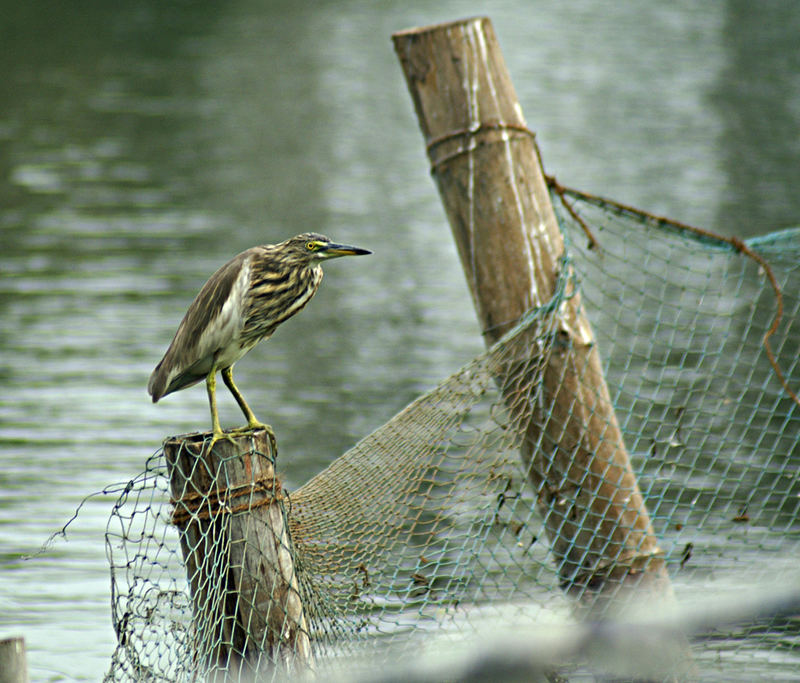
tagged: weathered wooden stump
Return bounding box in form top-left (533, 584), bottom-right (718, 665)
top-left (0, 637), bottom-right (28, 683)
top-left (165, 429), bottom-right (313, 679)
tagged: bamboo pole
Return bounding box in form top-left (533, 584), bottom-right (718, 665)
top-left (165, 429), bottom-right (313, 678)
top-left (393, 17), bottom-right (673, 614)
top-left (0, 638), bottom-right (28, 683)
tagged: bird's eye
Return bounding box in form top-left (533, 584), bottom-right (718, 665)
top-left (306, 241), bottom-right (317, 251)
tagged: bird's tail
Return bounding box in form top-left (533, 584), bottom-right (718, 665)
top-left (148, 361), bottom-right (168, 403)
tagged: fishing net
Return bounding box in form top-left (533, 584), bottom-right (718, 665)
top-left (104, 187), bottom-right (800, 681)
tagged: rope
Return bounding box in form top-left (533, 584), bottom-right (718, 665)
top-left (426, 121), bottom-right (537, 174)
top-left (424, 120), bottom-right (797, 407)
top-left (546, 177), bottom-right (800, 409)
top-left (170, 473), bottom-right (282, 526)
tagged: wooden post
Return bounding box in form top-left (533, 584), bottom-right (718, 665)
top-left (393, 17), bottom-right (673, 614)
top-left (165, 429), bottom-right (313, 678)
top-left (0, 638), bottom-right (28, 683)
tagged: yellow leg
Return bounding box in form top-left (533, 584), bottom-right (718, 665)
top-left (205, 368), bottom-right (236, 449)
top-left (221, 365), bottom-right (259, 427)
top-left (221, 366), bottom-right (276, 444)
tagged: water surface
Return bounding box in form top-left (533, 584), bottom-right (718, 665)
top-left (1, 1), bottom-right (798, 679)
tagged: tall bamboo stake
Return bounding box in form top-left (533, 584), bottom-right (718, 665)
top-left (393, 16), bottom-right (673, 615)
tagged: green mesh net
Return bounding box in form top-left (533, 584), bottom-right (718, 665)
top-left (105, 187), bottom-right (800, 681)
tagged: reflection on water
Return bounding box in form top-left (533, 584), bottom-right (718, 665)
top-left (1, 1), bottom-right (798, 679)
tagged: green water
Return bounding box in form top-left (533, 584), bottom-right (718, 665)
top-left (1, 1), bottom-right (798, 679)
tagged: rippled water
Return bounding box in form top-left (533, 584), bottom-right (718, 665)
top-left (1, 1), bottom-right (798, 679)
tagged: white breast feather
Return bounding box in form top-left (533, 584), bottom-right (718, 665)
top-left (196, 258), bottom-right (253, 369)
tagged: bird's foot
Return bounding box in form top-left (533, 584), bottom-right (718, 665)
top-left (230, 421), bottom-right (277, 455)
top-left (204, 428), bottom-right (238, 452)
top-left (230, 420), bottom-right (274, 436)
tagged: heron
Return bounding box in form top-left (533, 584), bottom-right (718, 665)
top-left (148, 232), bottom-right (371, 447)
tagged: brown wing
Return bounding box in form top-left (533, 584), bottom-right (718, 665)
top-left (148, 249), bottom-right (254, 401)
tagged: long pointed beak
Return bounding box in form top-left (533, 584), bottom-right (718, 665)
top-left (322, 242), bottom-right (372, 257)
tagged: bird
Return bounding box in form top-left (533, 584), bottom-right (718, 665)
top-left (148, 232), bottom-right (371, 447)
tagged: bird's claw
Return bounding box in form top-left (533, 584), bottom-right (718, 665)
top-left (230, 421), bottom-right (274, 437)
top-left (204, 429), bottom-right (238, 452)
top-left (230, 422), bottom-right (278, 455)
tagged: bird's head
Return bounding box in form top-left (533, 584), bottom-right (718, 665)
top-left (281, 233), bottom-right (372, 265)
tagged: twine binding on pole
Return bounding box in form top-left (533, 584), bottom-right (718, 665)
top-left (171, 473), bottom-right (282, 526)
